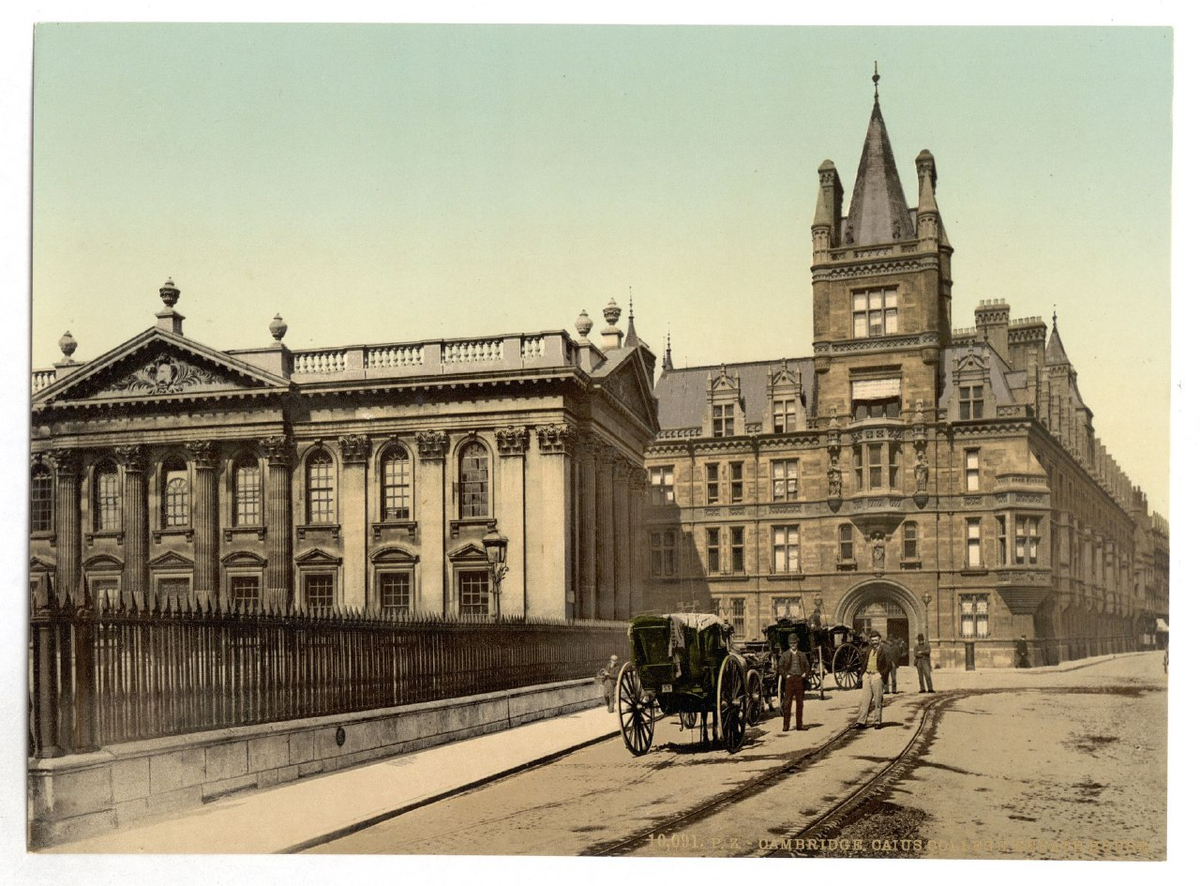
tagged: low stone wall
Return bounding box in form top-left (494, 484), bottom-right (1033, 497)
top-left (29, 677), bottom-right (602, 848)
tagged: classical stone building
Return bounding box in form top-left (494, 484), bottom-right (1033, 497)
top-left (30, 284), bottom-right (658, 621)
top-left (643, 89), bottom-right (1169, 669)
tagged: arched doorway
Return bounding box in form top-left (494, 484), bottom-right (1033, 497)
top-left (835, 580), bottom-right (924, 667)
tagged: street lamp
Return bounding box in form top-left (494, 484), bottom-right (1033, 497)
top-left (482, 528), bottom-right (509, 621)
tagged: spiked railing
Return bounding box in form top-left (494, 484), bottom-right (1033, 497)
top-left (28, 588), bottom-right (626, 758)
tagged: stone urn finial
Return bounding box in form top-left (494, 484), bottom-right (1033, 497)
top-left (269, 313), bottom-right (288, 342)
top-left (58, 330), bottom-right (77, 360)
top-left (574, 309), bottom-right (593, 342)
top-left (159, 278), bottom-right (180, 308)
top-left (602, 296), bottom-right (621, 327)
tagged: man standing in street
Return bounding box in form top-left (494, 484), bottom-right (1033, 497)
top-left (1016, 635), bottom-right (1031, 669)
top-left (597, 654), bottom-right (621, 713)
top-left (778, 632), bottom-right (811, 732)
top-left (854, 631), bottom-right (891, 730)
top-left (914, 633), bottom-right (934, 693)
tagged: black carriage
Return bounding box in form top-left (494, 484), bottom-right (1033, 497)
top-left (760, 619), bottom-right (869, 692)
top-left (760, 618), bottom-right (826, 699)
top-left (817, 623), bottom-right (869, 689)
top-left (618, 613), bottom-right (755, 755)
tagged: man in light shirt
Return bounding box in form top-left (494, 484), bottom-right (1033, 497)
top-left (853, 630), bottom-right (892, 730)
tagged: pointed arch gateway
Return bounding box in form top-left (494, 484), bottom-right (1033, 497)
top-left (834, 579), bottom-right (926, 667)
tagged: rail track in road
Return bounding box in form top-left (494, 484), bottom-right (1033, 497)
top-left (583, 689), bottom-right (966, 858)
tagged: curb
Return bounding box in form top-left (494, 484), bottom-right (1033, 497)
top-left (280, 726), bottom-right (621, 853)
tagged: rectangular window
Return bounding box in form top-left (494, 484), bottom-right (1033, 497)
top-left (997, 516), bottom-right (1008, 565)
top-left (712, 403), bottom-right (734, 437)
top-left (155, 576), bottom-right (190, 605)
top-left (773, 597), bottom-right (801, 619)
top-left (382, 456), bottom-right (412, 520)
top-left (234, 462), bottom-right (262, 526)
top-left (458, 570), bottom-right (490, 617)
top-left (230, 575), bottom-right (260, 609)
top-left (867, 443), bottom-right (884, 490)
top-left (650, 530), bottom-right (677, 577)
top-left (853, 447), bottom-right (864, 491)
top-left (966, 518), bottom-right (982, 568)
top-left (771, 460), bottom-right (798, 501)
top-left (31, 469), bottom-right (53, 533)
top-left (1016, 516), bottom-right (1041, 565)
top-left (730, 526), bottom-right (745, 573)
top-left (706, 527), bottom-right (721, 573)
top-left (772, 525), bottom-right (799, 574)
top-left (96, 469), bottom-right (121, 532)
top-left (730, 598), bottom-right (745, 637)
top-left (959, 385), bottom-right (984, 420)
top-left (852, 288), bottom-right (898, 338)
top-left (853, 398), bottom-right (901, 421)
top-left (88, 576), bottom-right (120, 606)
top-left (960, 594), bottom-right (989, 637)
top-left (903, 522), bottom-right (918, 560)
top-left (729, 462), bottom-right (744, 504)
top-left (839, 524), bottom-right (855, 562)
top-left (965, 449), bottom-right (980, 492)
top-left (889, 444), bottom-right (900, 488)
top-left (648, 466), bottom-right (675, 506)
top-left (304, 573), bottom-right (335, 613)
top-left (379, 572), bottom-right (411, 615)
top-left (164, 468), bottom-right (190, 527)
top-left (706, 464), bottom-right (720, 504)
top-left (772, 399), bottom-right (797, 433)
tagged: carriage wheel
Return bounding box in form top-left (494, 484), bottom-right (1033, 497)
top-left (680, 711), bottom-right (698, 729)
top-left (617, 662), bottom-right (655, 756)
top-left (745, 669), bottom-right (764, 727)
top-left (716, 658), bottom-right (748, 752)
top-left (833, 645), bottom-right (863, 690)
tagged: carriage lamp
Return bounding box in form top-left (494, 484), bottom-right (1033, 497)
top-left (483, 528), bottom-right (509, 621)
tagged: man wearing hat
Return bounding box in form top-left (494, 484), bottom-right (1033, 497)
top-left (597, 654), bottom-right (622, 713)
top-left (854, 630), bottom-right (892, 730)
top-left (914, 633), bottom-right (934, 693)
top-left (778, 632), bottom-right (811, 732)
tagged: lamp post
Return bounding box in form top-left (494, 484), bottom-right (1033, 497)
top-left (482, 528), bottom-right (509, 622)
top-left (922, 591), bottom-right (932, 634)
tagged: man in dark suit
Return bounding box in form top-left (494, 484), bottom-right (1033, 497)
top-left (854, 630), bottom-right (892, 729)
top-left (778, 632), bottom-right (811, 732)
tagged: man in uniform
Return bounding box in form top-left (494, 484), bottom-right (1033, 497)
top-left (914, 633), bottom-right (934, 693)
top-left (854, 631), bottom-right (892, 730)
top-left (778, 632), bottom-right (811, 732)
top-left (597, 654), bottom-right (621, 713)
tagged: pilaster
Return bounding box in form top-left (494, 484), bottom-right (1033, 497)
top-left (261, 435), bottom-right (293, 608)
top-left (115, 445), bottom-right (147, 606)
top-left (186, 441), bottom-right (219, 606)
top-left (339, 435), bottom-right (370, 610)
top-left (48, 449), bottom-right (81, 602)
top-left (416, 430), bottom-right (448, 615)
top-left (494, 427), bottom-right (529, 619)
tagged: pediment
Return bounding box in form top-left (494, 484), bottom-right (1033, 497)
top-left (30, 556), bottom-right (54, 572)
top-left (33, 328), bottom-right (291, 409)
top-left (83, 553), bottom-right (123, 571)
top-left (447, 542), bottom-right (487, 562)
top-left (295, 548), bottom-right (343, 566)
top-left (600, 351), bottom-right (661, 433)
top-left (956, 351), bottom-right (988, 374)
top-left (222, 551), bottom-right (268, 568)
top-left (371, 545), bottom-right (418, 564)
top-left (148, 551), bottom-right (195, 570)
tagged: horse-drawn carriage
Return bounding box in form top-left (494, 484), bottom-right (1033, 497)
top-left (756, 618), bottom-right (870, 694)
top-left (617, 613), bottom-right (756, 755)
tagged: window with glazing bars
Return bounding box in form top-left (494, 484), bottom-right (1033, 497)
top-left (729, 462), bottom-right (743, 503)
top-left (305, 573), bottom-right (335, 613)
top-left (772, 525), bottom-right (799, 574)
top-left (459, 442), bottom-right (489, 517)
top-left (30, 464), bottom-right (52, 533)
top-left (852, 288), bottom-right (898, 338)
top-left (648, 466), bottom-right (674, 505)
top-left (458, 570), bottom-right (490, 617)
top-left (94, 462), bottom-right (121, 531)
top-left (706, 527), bottom-right (720, 573)
top-left (163, 460), bottom-right (190, 527)
top-left (307, 451), bottom-right (335, 523)
top-left (903, 522), bottom-right (918, 560)
top-left (382, 449), bottom-right (412, 519)
top-left (379, 572), bottom-right (411, 615)
top-left (706, 463), bottom-right (720, 504)
top-left (712, 403), bottom-right (734, 437)
top-left (234, 457), bottom-right (262, 526)
top-left (230, 575), bottom-right (260, 609)
top-left (959, 385), bottom-right (984, 420)
top-left (839, 523), bottom-right (855, 562)
top-left (773, 399), bottom-right (797, 433)
top-left (771, 460), bottom-right (798, 501)
top-left (960, 594), bottom-right (989, 637)
top-left (730, 526), bottom-right (745, 573)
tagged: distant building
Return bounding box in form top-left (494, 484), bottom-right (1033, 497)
top-left (643, 87), bottom-right (1168, 668)
top-left (30, 285), bottom-right (658, 622)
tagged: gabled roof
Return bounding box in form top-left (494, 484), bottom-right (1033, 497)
top-left (654, 358), bottom-right (816, 431)
top-left (1045, 318), bottom-right (1069, 365)
top-left (845, 99), bottom-right (915, 247)
top-left (592, 345), bottom-right (661, 435)
top-left (32, 326), bottom-right (292, 410)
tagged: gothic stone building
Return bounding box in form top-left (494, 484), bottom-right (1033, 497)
top-left (30, 285), bottom-right (658, 622)
top-left (643, 92), bottom-right (1169, 669)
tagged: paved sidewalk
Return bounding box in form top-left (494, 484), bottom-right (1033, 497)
top-left (45, 705), bottom-right (621, 854)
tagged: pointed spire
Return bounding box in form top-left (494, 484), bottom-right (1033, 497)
top-left (625, 287), bottom-right (642, 348)
top-left (846, 69), bottom-right (914, 247)
top-left (662, 329), bottom-right (674, 371)
top-left (1046, 309), bottom-right (1069, 365)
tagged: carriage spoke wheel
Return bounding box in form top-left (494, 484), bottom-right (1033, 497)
top-left (806, 652), bottom-right (825, 693)
top-left (745, 669), bottom-right (764, 727)
top-left (716, 658), bottom-right (748, 753)
top-left (833, 645), bottom-right (863, 690)
top-left (617, 662), bottom-right (655, 755)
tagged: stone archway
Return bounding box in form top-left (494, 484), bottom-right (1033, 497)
top-left (834, 579), bottom-right (925, 666)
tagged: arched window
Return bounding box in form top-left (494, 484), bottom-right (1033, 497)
top-left (458, 442), bottom-right (489, 518)
top-left (30, 463), bottom-right (53, 533)
top-left (381, 448), bottom-right (412, 520)
top-left (306, 449), bottom-right (335, 524)
top-left (94, 460), bottom-right (121, 532)
top-left (162, 457), bottom-right (190, 527)
top-left (233, 453), bottom-right (262, 526)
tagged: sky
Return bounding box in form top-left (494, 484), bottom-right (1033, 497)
top-left (26, 24), bottom-right (1174, 512)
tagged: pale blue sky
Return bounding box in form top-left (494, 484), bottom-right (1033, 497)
top-left (29, 24), bottom-right (1172, 510)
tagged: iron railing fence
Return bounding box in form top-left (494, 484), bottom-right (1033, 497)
top-left (29, 591), bottom-right (627, 758)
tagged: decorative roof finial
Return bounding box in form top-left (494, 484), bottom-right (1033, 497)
top-left (628, 286), bottom-right (634, 319)
top-left (1052, 305), bottom-right (1058, 329)
top-left (269, 313), bottom-right (288, 342)
top-left (159, 277), bottom-right (180, 308)
top-left (873, 61), bottom-right (880, 102)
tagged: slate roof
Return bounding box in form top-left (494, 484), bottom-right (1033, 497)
top-left (653, 358), bottom-right (816, 431)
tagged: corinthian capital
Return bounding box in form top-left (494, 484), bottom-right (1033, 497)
top-left (114, 444), bottom-right (146, 471)
top-left (186, 440), bottom-right (219, 469)
top-left (339, 434), bottom-right (371, 463)
top-left (536, 423), bottom-right (577, 456)
top-left (260, 435), bottom-right (293, 467)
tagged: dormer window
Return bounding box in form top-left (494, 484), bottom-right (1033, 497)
top-left (959, 385), bottom-right (984, 420)
top-left (852, 287), bottom-right (898, 338)
top-left (772, 399), bottom-right (797, 433)
top-left (713, 403), bottom-right (734, 437)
